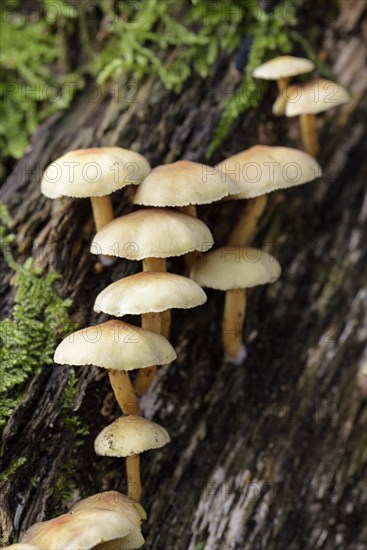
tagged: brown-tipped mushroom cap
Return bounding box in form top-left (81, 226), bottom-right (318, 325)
top-left (54, 320), bottom-right (176, 371)
top-left (94, 272), bottom-right (207, 316)
top-left (95, 415), bottom-right (170, 457)
top-left (285, 79), bottom-right (350, 116)
top-left (190, 246), bottom-right (281, 290)
top-left (22, 491), bottom-right (142, 550)
top-left (216, 145), bottom-right (321, 199)
top-left (91, 208), bottom-right (214, 260)
top-left (41, 147), bottom-right (151, 199)
top-left (133, 160), bottom-right (238, 207)
top-left (253, 55), bottom-right (314, 80)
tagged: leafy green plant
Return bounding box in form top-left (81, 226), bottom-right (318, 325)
top-left (0, 203), bottom-right (76, 431)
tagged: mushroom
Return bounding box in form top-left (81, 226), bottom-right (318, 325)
top-left (21, 491), bottom-right (144, 549)
top-left (133, 159), bottom-right (238, 216)
top-left (54, 319), bottom-right (177, 415)
top-left (216, 145), bottom-right (322, 246)
top-left (91, 207), bottom-right (214, 338)
top-left (252, 55), bottom-right (315, 115)
top-left (41, 147), bottom-right (150, 231)
top-left (95, 415), bottom-right (170, 503)
top-left (41, 147), bottom-right (150, 265)
top-left (94, 271), bottom-right (207, 394)
top-left (190, 246), bottom-right (281, 363)
top-left (285, 78), bottom-right (350, 156)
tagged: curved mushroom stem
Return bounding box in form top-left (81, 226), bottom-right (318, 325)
top-left (134, 312), bottom-right (162, 396)
top-left (223, 288), bottom-right (247, 361)
top-left (272, 77), bottom-right (290, 116)
top-left (90, 196), bottom-right (115, 265)
top-left (300, 113), bottom-right (319, 156)
top-left (126, 454), bottom-right (141, 502)
top-left (227, 195), bottom-right (268, 246)
top-left (108, 370), bottom-right (140, 415)
top-left (90, 196), bottom-right (114, 231)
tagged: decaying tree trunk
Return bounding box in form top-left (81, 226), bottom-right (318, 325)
top-left (1, 2), bottom-right (366, 548)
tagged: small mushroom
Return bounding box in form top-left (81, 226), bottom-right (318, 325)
top-left (217, 145), bottom-right (322, 246)
top-left (54, 319), bottom-right (177, 415)
top-left (41, 147), bottom-right (150, 231)
top-left (191, 246), bottom-right (281, 363)
top-left (95, 416), bottom-right (170, 502)
top-left (285, 78), bottom-right (350, 156)
top-left (253, 55), bottom-right (315, 115)
top-left (91, 207), bottom-right (214, 339)
top-left (133, 160), bottom-right (238, 214)
top-left (21, 491), bottom-right (144, 550)
top-left (94, 271), bottom-right (207, 394)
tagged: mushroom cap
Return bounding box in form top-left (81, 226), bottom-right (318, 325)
top-left (190, 246), bottom-right (281, 290)
top-left (94, 272), bottom-right (207, 316)
top-left (133, 160), bottom-right (239, 207)
top-left (22, 491), bottom-right (142, 550)
top-left (3, 545), bottom-right (40, 550)
top-left (91, 208), bottom-right (214, 260)
top-left (94, 415), bottom-right (170, 457)
top-left (216, 145), bottom-right (321, 199)
top-left (54, 320), bottom-right (177, 371)
top-left (253, 55), bottom-right (315, 80)
top-left (72, 492), bottom-right (144, 549)
top-left (285, 79), bottom-right (350, 116)
top-left (41, 147), bottom-right (151, 199)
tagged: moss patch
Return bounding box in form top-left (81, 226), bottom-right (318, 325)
top-left (0, 203), bottom-right (76, 432)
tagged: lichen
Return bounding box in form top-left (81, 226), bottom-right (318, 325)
top-left (0, 203), bottom-right (76, 432)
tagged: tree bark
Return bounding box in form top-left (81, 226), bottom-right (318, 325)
top-left (1, 2), bottom-right (367, 549)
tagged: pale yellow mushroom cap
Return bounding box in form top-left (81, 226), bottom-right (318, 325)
top-left (216, 145), bottom-right (321, 199)
top-left (133, 160), bottom-right (239, 207)
top-left (285, 79), bottom-right (350, 116)
top-left (41, 147), bottom-right (151, 199)
top-left (22, 491), bottom-right (143, 549)
top-left (94, 271), bottom-right (207, 316)
top-left (91, 208), bottom-right (214, 260)
top-left (253, 55), bottom-right (314, 80)
top-left (190, 246), bottom-right (281, 291)
top-left (94, 415), bottom-right (170, 457)
top-left (54, 319), bottom-right (177, 371)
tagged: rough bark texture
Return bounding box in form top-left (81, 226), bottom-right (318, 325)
top-left (1, 2), bottom-right (367, 549)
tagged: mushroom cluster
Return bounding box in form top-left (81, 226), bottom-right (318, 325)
top-left (253, 55), bottom-right (350, 155)
top-left (8, 55), bottom-right (333, 544)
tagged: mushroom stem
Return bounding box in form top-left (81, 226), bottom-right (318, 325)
top-left (180, 205), bottom-right (202, 273)
top-left (273, 77), bottom-right (290, 116)
top-left (134, 312), bottom-right (162, 396)
top-left (142, 256), bottom-right (171, 338)
top-left (180, 204), bottom-right (197, 217)
top-left (222, 288), bottom-right (247, 359)
top-left (227, 195), bottom-right (268, 246)
top-left (142, 257), bottom-right (167, 272)
top-left (300, 113), bottom-right (319, 156)
top-left (126, 454), bottom-right (141, 502)
top-left (108, 370), bottom-right (140, 415)
top-left (90, 196), bottom-right (114, 232)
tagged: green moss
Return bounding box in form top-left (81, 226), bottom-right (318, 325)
top-left (0, 203), bottom-right (76, 432)
top-left (207, 0), bottom-right (304, 156)
top-left (0, 457), bottom-right (27, 482)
